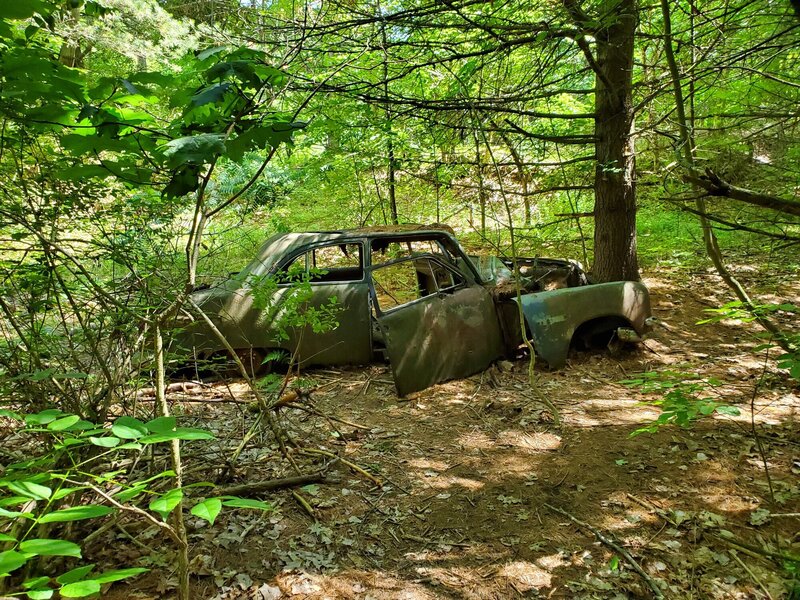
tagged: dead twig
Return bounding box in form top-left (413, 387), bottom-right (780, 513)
top-left (300, 448), bottom-right (383, 487)
top-left (292, 490), bottom-right (316, 520)
top-left (728, 549), bottom-right (773, 600)
top-left (544, 502), bottom-right (664, 600)
top-left (215, 462), bottom-right (337, 496)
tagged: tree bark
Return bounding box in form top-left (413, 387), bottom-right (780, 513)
top-left (591, 0), bottom-right (640, 282)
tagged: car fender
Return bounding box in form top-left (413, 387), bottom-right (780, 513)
top-left (515, 281), bottom-right (651, 368)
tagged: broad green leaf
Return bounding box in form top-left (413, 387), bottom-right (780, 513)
top-left (196, 45), bottom-right (227, 60)
top-left (149, 488), bottom-right (183, 521)
top-left (111, 416), bottom-right (147, 439)
top-left (191, 82), bottom-right (230, 107)
top-left (163, 164), bottom-right (201, 198)
top-left (220, 497), bottom-right (272, 510)
top-left (190, 498), bottom-right (222, 525)
top-left (0, 0), bottom-right (45, 19)
top-left (0, 409), bottom-right (21, 420)
top-left (23, 576), bottom-right (50, 589)
top-left (52, 486), bottom-right (87, 501)
top-left (59, 580), bottom-right (101, 598)
top-left (47, 415), bottom-right (81, 431)
top-left (115, 442), bottom-right (142, 451)
top-left (715, 406), bottom-right (740, 416)
top-left (39, 505), bottom-right (114, 523)
top-left (92, 567), bottom-right (148, 583)
top-left (19, 539), bottom-right (82, 558)
top-left (89, 436), bottom-right (120, 448)
top-left (163, 133), bottom-right (225, 168)
top-left (113, 484), bottom-right (146, 503)
top-left (139, 428), bottom-right (213, 444)
top-left (225, 123), bottom-right (306, 162)
top-left (0, 506), bottom-right (34, 519)
top-left (57, 564), bottom-right (95, 585)
top-left (0, 533), bottom-right (16, 542)
top-left (144, 416), bottom-right (175, 434)
top-left (0, 550), bottom-right (30, 575)
top-left (174, 428), bottom-right (214, 441)
top-left (7, 480), bottom-right (51, 500)
top-left (25, 409), bottom-right (62, 426)
top-left (26, 589), bottom-right (53, 599)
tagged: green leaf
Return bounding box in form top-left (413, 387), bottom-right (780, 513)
top-left (111, 416), bottom-right (147, 439)
top-left (25, 409), bottom-right (62, 426)
top-left (139, 428), bottom-right (213, 444)
top-left (174, 428), bottom-right (214, 441)
top-left (715, 405), bottom-right (740, 416)
top-left (26, 589), bottom-right (54, 599)
top-left (191, 82), bottom-right (230, 107)
top-left (608, 555), bottom-right (620, 571)
top-left (162, 133), bottom-right (225, 168)
top-left (7, 480), bottom-right (51, 500)
top-left (113, 483), bottom-right (146, 503)
top-left (163, 164), bottom-right (200, 198)
top-left (225, 122), bottom-right (305, 162)
top-left (190, 498), bottom-right (222, 525)
top-left (220, 497), bottom-right (272, 510)
top-left (39, 505), bottom-right (114, 523)
top-left (149, 488), bottom-right (183, 521)
top-left (92, 567), bottom-right (148, 583)
top-left (0, 409), bottom-right (21, 420)
top-left (144, 416), bottom-right (175, 434)
top-left (52, 486), bottom-right (87, 501)
top-left (57, 565), bottom-right (95, 585)
top-left (47, 415), bottom-right (81, 431)
top-left (0, 0), bottom-right (45, 19)
top-left (196, 45), bottom-right (227, 61)
top-left (0, 507), bottom-right (34, 519)
top-left (19, 539), bottom-right (82, 558)
top-left (0, 550), bottom-right (30, 575)
top-left (88, 436), bottom-right (120, 448)
top-left (0, 533), bottom-right (16, 542)
top-left (23, 576), bottom-right (50, 589)
top-left (59, 580), bottom-right (101, 598)
top-left (115, 442), bottom-right (143, 451)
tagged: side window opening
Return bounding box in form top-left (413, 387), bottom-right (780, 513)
top-left (370, 237), bottom-right (455, 267)
top-left (371, 256), bottom-right (465, 313)
top-left (279, 243), bottom-right (363, 283)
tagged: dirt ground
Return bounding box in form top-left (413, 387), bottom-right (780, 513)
top-left (100, 266), bottom-right (799, 599)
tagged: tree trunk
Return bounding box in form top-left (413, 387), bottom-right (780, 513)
top-left (591, 0), bottom-right (639, 282)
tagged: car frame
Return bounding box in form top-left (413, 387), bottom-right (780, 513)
top-left (180, 226), bottom-right (652, 395)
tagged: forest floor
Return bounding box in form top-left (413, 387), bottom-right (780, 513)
top-left (106, 264), bottom-right (799, 599)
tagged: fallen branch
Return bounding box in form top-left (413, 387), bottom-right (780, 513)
top-left (301, 448), bottom-right (383, 487)
top-left (216, 465), bottom-right (335, 497)
top-left (544, 502), bottom-right (664, 600)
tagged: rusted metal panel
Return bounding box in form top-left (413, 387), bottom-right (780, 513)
top-left (376, 285), bottom-right (504, 396)
top-left (185, 281), bottom-right (372, 366)
top-left (516, 281), bottom-right (651, 368)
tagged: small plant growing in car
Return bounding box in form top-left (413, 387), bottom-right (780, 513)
top-left (248, 268), bottom-right (342, 343)
top-left (621, 369), bottom-right (740, 436)
top-left (0, 408), bottom-right (270, 598)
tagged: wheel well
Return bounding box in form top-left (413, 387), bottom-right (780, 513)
top-left (571, 316), bottom-right (632, 350)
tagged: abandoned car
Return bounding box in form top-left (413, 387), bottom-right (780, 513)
top-left (179, 227), bottom-right (652, 395)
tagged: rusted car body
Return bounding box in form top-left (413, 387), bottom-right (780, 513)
top-left (181, 227), bottom-right (652, 395)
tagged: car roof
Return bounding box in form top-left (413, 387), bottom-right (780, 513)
top-left (240, 226), bottom-right (458, 277)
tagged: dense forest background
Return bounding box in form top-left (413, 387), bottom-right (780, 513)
top-left (0, 0), bottom-right (799, 598)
